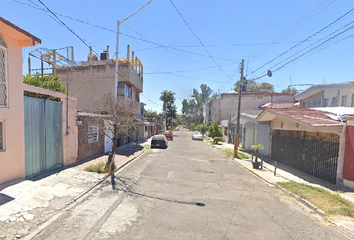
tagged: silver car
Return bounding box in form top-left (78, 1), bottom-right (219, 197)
top-left (192, 132), bottom-right (203, 141)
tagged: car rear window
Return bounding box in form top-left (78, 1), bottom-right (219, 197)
top-left (154, 135), bottom-right (165, 140)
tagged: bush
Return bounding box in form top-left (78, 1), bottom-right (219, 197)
top-left (209, 122), bottom-right (222, 143)
top-left (213, 137), bottom-right (222, 144)
top-left (190, 123), bottom-right (196, 131)
top-left (84, 162), bottom-right (117, 173)
top-left (197, 123), bottom-right (208, 136)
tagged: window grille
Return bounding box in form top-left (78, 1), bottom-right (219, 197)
top-left (88, 125), bottom-right (98, 143)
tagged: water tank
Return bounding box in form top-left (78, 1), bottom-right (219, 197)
top-left (100, 51), bottom-right (107, 61)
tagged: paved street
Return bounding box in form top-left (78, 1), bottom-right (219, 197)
top-left (31, 129), bottom-right (350, 240)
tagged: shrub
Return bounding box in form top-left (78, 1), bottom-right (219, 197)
top-left (84, 162), bottom-right (117, 173)
top-left (213, 137), bottom-right (222, 144)
top-left (197, 123), bottom-right (208, 136)
top-left (209, 122), bottom-right (222, 143)
top-left (190, 123), bottom-right (196, 131)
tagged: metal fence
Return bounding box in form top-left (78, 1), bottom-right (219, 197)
top-left (271, 130), bottom-right (339, 184)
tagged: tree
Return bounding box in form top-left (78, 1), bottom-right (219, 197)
top-left (23, 74), bottom-right (67, 101)
top-left (209, 122), bottom-right (223, 144)
top-left (197, 123), bottom-right (209, 137)
top-left (24, 74), bottom-right (66, 93)
top-left (234, 80), bottom-right (274, 93)
top-left (181, 84), bottom-right (213, 128)
top-left (88, 92), bottom-right (138, 172)
top-left (281, 86), bottom-right (298, 95)
top-left (160, 90), bottom-right (176, 130)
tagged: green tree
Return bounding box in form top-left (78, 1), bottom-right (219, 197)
top-left (209, 122), bottom-right (223, 144)
top-left (160, 90), bottom-right (176, 129)
top-left (281, 86), bottom-right (298, 95)
top-left (24, 74), bottom-right (66, 93)
top-left (234, 80), bottom-right (274, 93)
top-left (197, 123), bottom-right (208, 137)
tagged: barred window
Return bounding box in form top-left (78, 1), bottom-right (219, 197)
top-left (0, 33), bottom-right (7, 107)
top-left (88, 125), bottom-right (98, 143)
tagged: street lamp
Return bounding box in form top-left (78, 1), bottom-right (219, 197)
top-left (114, 0), bottom-right (155, 105)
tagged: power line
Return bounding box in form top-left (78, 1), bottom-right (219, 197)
top-left (246, 6), bottom-right (354, 78)
top-left (249, 0), bottom-right (337, 63)
top-left (252, 20), bottom-right (354, 80)
top-left (168, 0), bottom-right (234, 82)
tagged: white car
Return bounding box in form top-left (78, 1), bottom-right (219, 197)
top-left (192, 131), bottom-right (203, 141)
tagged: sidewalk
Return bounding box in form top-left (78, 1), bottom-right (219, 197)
top-left (208, 140), bottom-right (354, 236)
top-left (0, 138), bottom-right (151, 240)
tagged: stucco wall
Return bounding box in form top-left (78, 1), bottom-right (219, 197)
top-left (0, 32), bottom-right (25, 184)
top-left (343, 126), bottom-right (354, 184)
top-left (56, 61), bottom-right (142, 112)
top-left (205, 93), bottom-right (294, 124)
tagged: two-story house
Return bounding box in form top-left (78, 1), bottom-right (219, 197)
top-left (203, 91), bottom-right (294, 155)
top-left (55, 45), bottom-right (144, 160)
top-left (0, 17), bottom-right (41, 184)
top-left (295, 82), bottom-right (354, 108)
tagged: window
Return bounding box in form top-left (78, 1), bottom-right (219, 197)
top-left (323, 98), bottom-right (329, 107)
top-left (331, 96), bottom-right (338, 107)
top-left (88, 125), bottom-right (98, 143)
top-left (135, 92), bottom-right (140, 102)
top-left (124, 85), bottom-right (132, 98)
top-left (0, 33), bottom-right (8, 107)
top-left (351, 94), bottom-right (354, 107)
top-left (0, 120), bottom-right (4, 151)
top-left (341, 95), bottom-right (348, 106)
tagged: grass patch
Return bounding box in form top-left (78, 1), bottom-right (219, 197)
top-left (84, 161), bottom-right (117, 173)
top-left (278, 182), bottom-right (354, 218)
top-left (219, 148), bottom-right (249, 159)
top-left (204, 137), bottom-right (212, 141)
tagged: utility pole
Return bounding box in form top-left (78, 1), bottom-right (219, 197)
top-left (234, 59), bottom-right (244, 157)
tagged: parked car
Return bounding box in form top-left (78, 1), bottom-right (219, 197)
top-left (163, 131), bottom-right (173, 140)
top-left (151, 135), bottom-right (168, 149)
top-left (192, 131), bottom-right (203, 141)
top-left (175, 127), bottom-right (179, 131)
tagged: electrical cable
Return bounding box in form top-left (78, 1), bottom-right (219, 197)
top-left (168, 0), bottom-right (234, 82)
top-left (246, 6), bottom-right (354, 78)
top-left (249, 0), bottom-right (337, 63)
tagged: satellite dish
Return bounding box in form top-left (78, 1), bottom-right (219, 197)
top-left (267, 70), bottom-right (272, 77)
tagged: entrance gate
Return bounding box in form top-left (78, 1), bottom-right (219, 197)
top-left (24, 97), bottom-right (63, 177)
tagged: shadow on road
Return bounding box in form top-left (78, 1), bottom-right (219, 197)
top-left (110, 175), bottom-right (205, 207)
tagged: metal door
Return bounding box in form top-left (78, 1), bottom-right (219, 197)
top-left (24, 97), bottom-right (46, 177)
top-left (45, 100), bottom-right (63, 170)
top-left (24, 97), bottom-right (63, 177)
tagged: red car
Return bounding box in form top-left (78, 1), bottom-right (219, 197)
top-left (163, 131), bottom-right (173, 141)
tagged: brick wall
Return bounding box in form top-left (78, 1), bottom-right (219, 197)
top-left (77, 116), bottom-right (104, 161)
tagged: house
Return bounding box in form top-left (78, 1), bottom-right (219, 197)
top-left (256, 107), bottom-right (345, 184)
top-left (23, 84), bottom-right (78, 176)
top-left (55, 45), bottom-right (145, 160)
top-left (0, 17), bottom-right (41, 184)
top-left (203, 91), bottom-right (294, 155)
top-left (295, 82), bottom-right (354, 108)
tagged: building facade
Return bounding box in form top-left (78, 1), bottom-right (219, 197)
top-left (295, 82), bottom-right (354, 108)
top-left (0, 17), bottom-right (41, 184)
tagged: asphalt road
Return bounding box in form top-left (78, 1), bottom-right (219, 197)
top-left (33, 129), bottom-right (351, 240)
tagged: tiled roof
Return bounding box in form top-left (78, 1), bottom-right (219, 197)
top-left (265, 107), bottom-right (343, 127)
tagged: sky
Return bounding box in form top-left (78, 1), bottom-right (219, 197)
top-left (1, 0), bottom-right (354, 113)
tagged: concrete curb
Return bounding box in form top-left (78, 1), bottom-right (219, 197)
top-left (23, 147), bottom-right (150, 240)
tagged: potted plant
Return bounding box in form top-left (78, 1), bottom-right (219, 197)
top-left (250, 143), bottom-right (264, 169)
